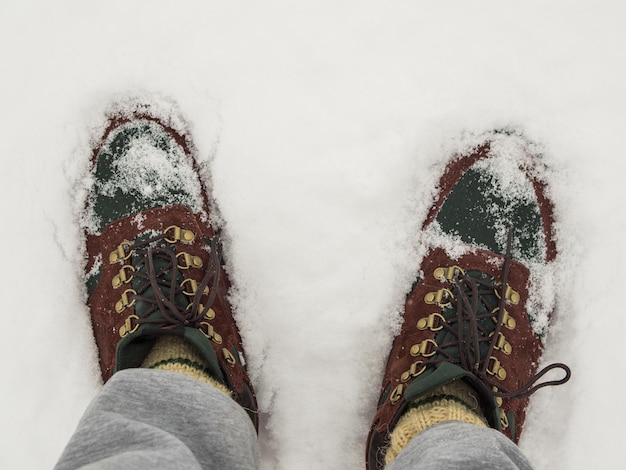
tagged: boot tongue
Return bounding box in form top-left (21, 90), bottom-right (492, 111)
top-left (404, 362), bottom-right (502, 431)
top-left (114, 325), bottom-right (225, 384)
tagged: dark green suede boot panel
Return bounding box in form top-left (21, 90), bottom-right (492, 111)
top-left (89, 120), bottom-right (203, 232)
top-left (86, 266), bottom-right (101, 298)
top-left (436, 167), bottom-right (545, 263)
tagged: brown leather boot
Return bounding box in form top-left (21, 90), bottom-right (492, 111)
top-left (83, 99), bottom-right (258, 429)
top-left (366, 132), bottom-right (570, 469)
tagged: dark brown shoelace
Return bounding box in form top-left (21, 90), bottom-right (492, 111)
top-left (126, 233), bottom-right (221, 330)
top-left (425, 231), bottom-right (571, 400)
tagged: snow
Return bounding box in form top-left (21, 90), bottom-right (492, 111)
top-left (1, 0), bottom-right (623, 468)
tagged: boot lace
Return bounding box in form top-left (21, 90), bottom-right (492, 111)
top-left (410, 230), bottom-right (571, 401)
top-left (109, 225), bottom-right (222, 339)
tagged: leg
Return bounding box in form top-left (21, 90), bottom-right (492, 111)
top-left (55, 370), bottom-right (259, 470)
top-left (387, 422), bottom-right (532, 470)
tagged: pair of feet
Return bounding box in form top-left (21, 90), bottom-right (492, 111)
top-left (83, 100), bottom-right (569, 469)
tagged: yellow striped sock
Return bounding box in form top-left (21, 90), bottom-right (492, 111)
top-left (385, 380), bottom-right (487, 465)
top-left (140, 336), bottom-right (231, 396)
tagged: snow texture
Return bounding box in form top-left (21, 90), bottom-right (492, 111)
top-left (1, 1), bottom-right (622, 469)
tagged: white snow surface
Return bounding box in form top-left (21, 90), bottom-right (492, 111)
top-left (1, 1), bottom-right (622, 468)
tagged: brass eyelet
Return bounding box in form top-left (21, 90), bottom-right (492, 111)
top-left (185, 304), bottom-right (216, 320)
top-left (424, 288), bottom-right (454, 307)
top-left (164, 225), bottom-right (196, 243)
top-left (204, 307), bottom-right (216, 320)
top-left (487, 356), bottom-right (507, 381)
top-left (390, 384), bottom-right (404, 404)
top-left (416, 312), bottom-right (446, 331)
top-left (433, 265), bottom-right (465, 282)
top-left (222, 348), bottom-right (237, 366)
top-left (492, 308), bottom-right (517, 330)
top-left (410, 339), bottom-right (438, 358)
top-left (112, 265), bottom-right (135, 289)
top-left (493, 387), bottom-right (503, 407)
top-left (500, 408), bottom-right (509, 429)
top-left (109, 241), bottom-right (133, 264)
top-left (180, 278), bottom-right (209, 296)
top-left (201, 322), bottom-right (223, 344)
top-left (176, 252), bottom-right (203, 269)
top-left (400, 361), bottom-right (426, 383)
top-left (491, 331), bottom-right (513, 355)
top-left (119, 314), bottom-right (139, 337)
top-left (495, 283), bottom-right (520, 305)
top-left (115, 289), bottom-right (136, 313)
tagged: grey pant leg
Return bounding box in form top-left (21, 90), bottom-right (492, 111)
top-left (387, 421), bottom-right (533, 470)
top-left (55, 369), bottom-right (259, 470)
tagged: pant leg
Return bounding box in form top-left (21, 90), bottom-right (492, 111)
top-left (387, 421), bottom-right (533, 470)
top-left (55, 369), bottom-right (259, 470)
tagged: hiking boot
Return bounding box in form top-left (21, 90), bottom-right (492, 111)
top-left (366, 132), bottom-right (570, 469)
top-left (82, 100), bottom-right (258, 429)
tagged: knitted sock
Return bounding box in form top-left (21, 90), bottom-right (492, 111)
top-left (384, 380), bottom-right (487, 465)
top-left (140, 336), bottom-right (231, 396)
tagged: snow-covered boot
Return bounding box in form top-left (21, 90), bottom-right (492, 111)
top-left (366, 132), bottom-right (570, 469)
top-left (82, 99), bottom-right (258, 429)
